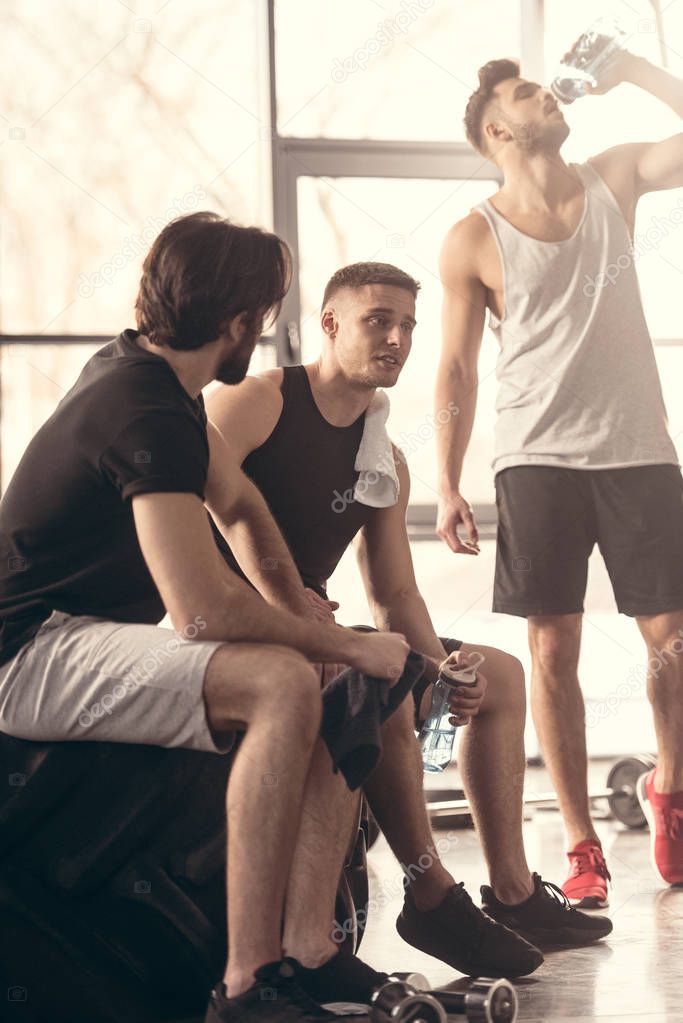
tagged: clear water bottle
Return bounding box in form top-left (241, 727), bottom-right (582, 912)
top-left (419, 651), bottom-right (485, 773)
top-left (550, 17), bottom-right (627, 104)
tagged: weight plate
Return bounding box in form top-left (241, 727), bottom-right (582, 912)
top-left (606, 754), bottom-right (654, 829)
top-left (487, 983), bottom-right (518, 1023)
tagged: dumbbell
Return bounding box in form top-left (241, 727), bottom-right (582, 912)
top-left (370, 974), bottom-right (445, 1023)
top-left (433, 979), bottom-right (518, 1023)
top-left (370, 973), bottom-right (518, 1023)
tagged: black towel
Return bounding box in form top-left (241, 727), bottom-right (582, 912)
top-left (320, 647), bottom-right (426, 791)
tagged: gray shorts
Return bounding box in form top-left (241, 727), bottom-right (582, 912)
top-left (0, 610), bottom-right (234, 754)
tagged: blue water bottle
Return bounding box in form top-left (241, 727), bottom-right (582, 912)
top-left (419, 651), bottom-right (485, 773)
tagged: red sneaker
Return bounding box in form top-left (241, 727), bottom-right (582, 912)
top-left (562, 840), bottom-right (611, 909)
top-left (636, 769), bottom-right (683, 886)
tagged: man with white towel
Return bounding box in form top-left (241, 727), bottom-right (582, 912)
top-left (207, 261), bottom-right (611, 1008)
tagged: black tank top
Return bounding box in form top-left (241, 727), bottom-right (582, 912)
top-left (213, 366), bottom-right (379, 594)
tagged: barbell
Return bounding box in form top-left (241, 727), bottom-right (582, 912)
top-left (426, 753), bottom-right (656, 831)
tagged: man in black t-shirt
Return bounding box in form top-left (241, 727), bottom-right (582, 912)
top-left (0, 213), bottom-right (411, 1021)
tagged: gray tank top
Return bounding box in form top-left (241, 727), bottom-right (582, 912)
top-left (475, 161), bottom-right (678, 475)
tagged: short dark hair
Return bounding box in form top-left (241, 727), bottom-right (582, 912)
top-left (135, 211), bottom-right (291, 350)
top-left (322, 262), bottom-right (420, 310)
top-left (464, 58), bottom-right (520, 155)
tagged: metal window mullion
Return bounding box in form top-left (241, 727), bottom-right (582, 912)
top-left (279, 137), bottom-right (497, 181)
top-left (521, 0), bottom-right (545, 82)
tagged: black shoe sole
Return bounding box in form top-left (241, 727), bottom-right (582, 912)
top-left (396, 912), bottom-right (544, 978)
top-left (492, 922), bottom-right (613, 951)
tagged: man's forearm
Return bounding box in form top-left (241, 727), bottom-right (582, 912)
top-left (197, 569), bottom-right (362, 664)
top-left (627, 54), bottom-right (683, 118)
top-left (435, 366), bottom-right (478, 495)
top-left (371, 591), bottom-right (446, 670)
top-left (210, 482), bottom-right (310, 616)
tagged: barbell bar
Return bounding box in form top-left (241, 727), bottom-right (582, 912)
top-left (426, 753), bottom-right (656, 831)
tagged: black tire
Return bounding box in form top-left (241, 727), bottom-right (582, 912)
top-left (0, 734), bottom-right (370, 1020)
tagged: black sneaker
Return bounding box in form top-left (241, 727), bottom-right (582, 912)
top-left (481, 873), bottom-right (613, 951)
top-left (289, 951), bottom-right (389, 1006)
top-left (396, 880), bottom-right (544, 978)
top-left (204, 959), bottom-right (337, 1022)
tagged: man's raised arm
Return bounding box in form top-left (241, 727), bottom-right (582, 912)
top-left (435, 215), bottom-right (488, 555)
top-left (589, 53), bottom-right (683, 207)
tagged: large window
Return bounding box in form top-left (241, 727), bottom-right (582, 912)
top-left (1, 0), bottom-right (273, 490)
top-left (3, 0), bottom-right (682, 502)
top-left (274, 0), bottom-right (521, 141)
top-left (2, 0), bottom-right (272, 337)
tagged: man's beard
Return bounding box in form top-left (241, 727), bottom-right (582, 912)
top-left (215, 342), bottom-right (254, 385)
top-left (510, 118), bottom-right (570, 155)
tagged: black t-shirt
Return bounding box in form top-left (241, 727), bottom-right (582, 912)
top-left (0, 329), bottom-right (209, 668)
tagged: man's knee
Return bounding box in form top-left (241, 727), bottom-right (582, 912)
top-left (480, 650), bottom-right (526, 717)
top-left (528, 616), bottom-right (581, 677)
top-left (274, 648), bottom-right (322, 734)
top-left (498, 651), bottom-right (526, 702)
top-left (636, 612), bottom-right (683, 667)
top-left (204, 644), bottom-right (321, 734)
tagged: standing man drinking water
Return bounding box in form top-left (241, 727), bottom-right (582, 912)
top-left (435, 49), bottom-right (683, 907)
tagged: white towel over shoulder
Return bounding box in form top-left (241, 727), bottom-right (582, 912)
top-left (353, 390), bottom-right (399, 508)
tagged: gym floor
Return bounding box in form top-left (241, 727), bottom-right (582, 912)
top-left (357, 759), bottom-right (682, 1023)
top-left (173, 759), bottom-right (677, 1023)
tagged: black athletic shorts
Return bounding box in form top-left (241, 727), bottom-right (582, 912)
top-left (493, 464), bottom-right (683, 618)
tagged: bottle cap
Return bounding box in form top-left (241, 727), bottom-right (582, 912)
top-left (438, 650), bottom-right (485, 686)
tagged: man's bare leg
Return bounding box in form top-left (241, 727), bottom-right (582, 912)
top-left (364, 645), bottom-right (534, 907)
top-left (201, 643), bottom-right (322, 997)
top-left (281, 736), bottom-right (361, 967)
top-left (636, 610), bottom-right (683, 793)
top-left (363, 694), bottom-right (454, 910)
top-left (456, 644), bottom-right (534, 903)
top-left (528, 614), bottom-right (600, 849)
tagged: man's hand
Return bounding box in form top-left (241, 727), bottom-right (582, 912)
top-left (436, 492), bottom-right (480, 555)
top-left (303, 592), bottom-right (409, 688)
top-left (584, 50), bottom-right (641, 95)
top-left (304, 589), bottom-right (344, 684)
top-left (419, 650), bottom-right (487, 725)
top-left (349, 630), bottom-right (411, 681)
top-left (444, 651), bottom-right (488, 726)
top-left (560, 42), bottom-right (640, 97)
top-left (304, 588), bottom-right (340, 623)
